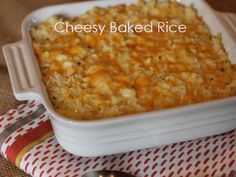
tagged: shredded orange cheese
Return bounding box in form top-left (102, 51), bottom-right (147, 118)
top-left (31, 0), bottom-right (236, 120)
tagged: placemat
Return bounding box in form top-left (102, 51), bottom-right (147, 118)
top-left (0, 100), bottom-right (235, 177)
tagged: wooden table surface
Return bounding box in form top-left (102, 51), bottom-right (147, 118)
top-left (0, 0), bottom-right (235, 176)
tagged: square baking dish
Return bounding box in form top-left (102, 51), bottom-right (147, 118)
top-left (2, 0), bottom-right (236, 156)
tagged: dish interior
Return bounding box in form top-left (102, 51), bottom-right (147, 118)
top-left (29, 0), bottom-right (236, 120)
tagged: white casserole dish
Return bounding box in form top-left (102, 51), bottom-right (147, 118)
top-left (2, 0), bottom-right (236, 156)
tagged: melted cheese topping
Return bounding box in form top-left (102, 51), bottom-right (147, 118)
top-left (31, 0), bottom-right (236, 120)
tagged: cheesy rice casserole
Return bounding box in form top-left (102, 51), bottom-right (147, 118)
top-left (31, 0), bottom-right (236, 120)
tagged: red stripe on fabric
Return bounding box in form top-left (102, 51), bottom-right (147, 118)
top-left (5, 120), bottom-right (52, 164)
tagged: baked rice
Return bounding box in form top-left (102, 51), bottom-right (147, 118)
top-left (30, 0), bottom-right (236, 120)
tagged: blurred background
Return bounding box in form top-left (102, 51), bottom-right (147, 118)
top-left (0, 0), bottom-right (235, 176)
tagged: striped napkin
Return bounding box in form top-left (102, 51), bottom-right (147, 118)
top-left (0, 100), bottom-right (235, 177)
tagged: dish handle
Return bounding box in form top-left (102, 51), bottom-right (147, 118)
top-left (2, 41), bottom-right (43, 101)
